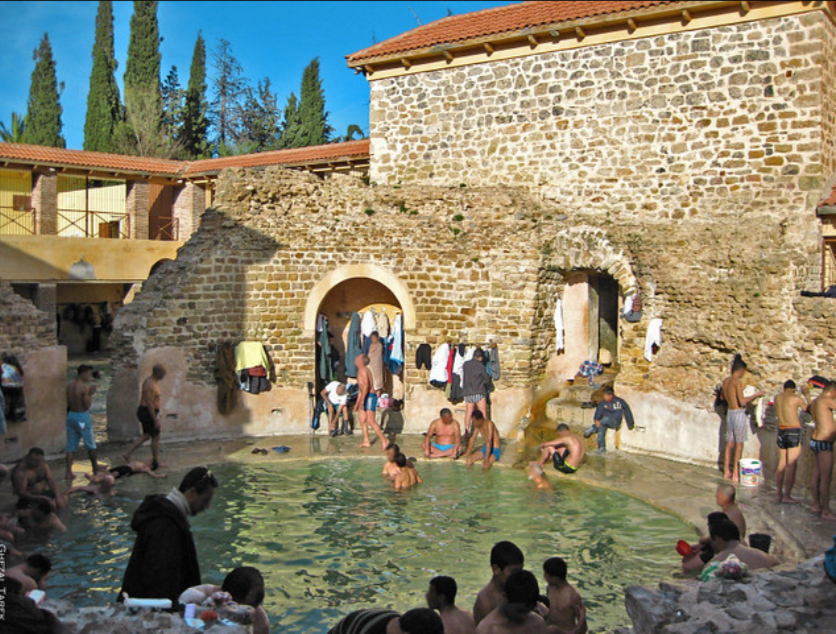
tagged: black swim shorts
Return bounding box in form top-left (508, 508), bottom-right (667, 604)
top-left (777, 428), bottom-right (802, 450)
top-left (136, 406), bottom-right (160, 438)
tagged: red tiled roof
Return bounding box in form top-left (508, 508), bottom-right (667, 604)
top-left (0, 139), bottom-right (370, 179)
top-left (181, 139), bottom-right (370, 176)
top-left (347, 0), bottom-right (683, 64)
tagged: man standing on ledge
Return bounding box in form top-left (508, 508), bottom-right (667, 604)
top-left (119, 466), bottom-right (218, 604)
top-left (355, 354), bottom-right (388, 451)
top-left (810, 381), bottom-right (836, 520)
top-left (773, 379), bottom-right (811, 503)
top-left (65, 364), bottom-right (100, 481)
top-left (583, 387), bottom-right (635, 454)
top-left (720, 357), bottom-right (763, 481)
top-left (124, 364), bottom-right (166, 470)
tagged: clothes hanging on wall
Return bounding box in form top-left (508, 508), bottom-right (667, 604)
top-left (429, 343), bottom-right (451, 385)
top-left (446, 345), bottom-right (455, 384)
top-left (368, 338), bottom-right (385, 391)
top-left (644, 318), bottom-right (663, 362)
top-left (486, 346), bottom-right (501, 380)
top-left (361, 309), bottom-right (377, 339)
top-left (415, 343), bottom-right (432, 370)
top-left (387, 314), bottom-right (404, 374)
top-left (345, 312), bottom-right (362, 378)
top-left (0, 387), bottom-right (6, 435)
top-left (554, 298), bottom-right (565, 353)
top-left (375, 310), bottom-right (390, 339)
top-left (449, 374), bottom-right (464, 402)
top-left (622, 291), bottom-right (643, 323)
top-left (317, 316), bottom-right (334, 383)
top-left (214, 341), bottom-right (239, 415)
top-left (1, 356), bottom-right (25, 423)
top-left (234, 342), bottom-right (275, 395)
top-left (234, 342), bottom-right (272, 374)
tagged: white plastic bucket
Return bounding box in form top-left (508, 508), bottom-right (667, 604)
top-left (739, 459), bottom-right (761, 487)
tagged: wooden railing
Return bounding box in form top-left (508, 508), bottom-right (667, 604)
top-left (0, 206), bottom-right (36, 235)
top-left (151, 216), bottom-right (179, 241)
top-left (57, 210), bottom-right (130, 239)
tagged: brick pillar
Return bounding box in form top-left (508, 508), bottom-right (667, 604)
top-left (31, 171), bottom-right (57, 235)
top-left (127, 180), bottom-right (150, 240)
top-left (33, 283), bottom-right (58, 340)
top-left (173, 182), bottom-right (206, 241)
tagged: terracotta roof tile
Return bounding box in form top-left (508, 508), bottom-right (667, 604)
top-left (0, 140), bottom-right (370, 179)
top-left (347, 0), bottom-right (682, 63)
top-left (181, 139), bottom-right (370, 176)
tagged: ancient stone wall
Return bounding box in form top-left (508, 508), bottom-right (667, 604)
top-left (369, 12), bottom-right (828, 227)
top-left (0, 282), bottom-right (56, 357)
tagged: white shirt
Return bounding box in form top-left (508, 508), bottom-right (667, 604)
top-left (325, 381), bottom-right (346, 406)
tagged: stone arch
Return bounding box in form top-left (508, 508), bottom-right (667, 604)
top-left (303, 263), bottom-right (416, 333)
top-left (541, 226), bottom-right (637, 294)
top-left (148, 258), bottom-right (174, 279)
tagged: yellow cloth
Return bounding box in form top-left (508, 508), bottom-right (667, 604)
top-left (235, 341), bottom-right (271, 374)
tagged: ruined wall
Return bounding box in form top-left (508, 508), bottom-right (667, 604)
top-left (0, 282), bottom-right (56, 355)
top-left (369, 12), bottom-right (828, 227)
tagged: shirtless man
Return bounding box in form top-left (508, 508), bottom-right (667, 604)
top-left (17, 498), bottom-right (67, 534)
top-left (354, 354), bottom-right (388, 451)
top-left (426, 575), bottom-right (476, 634)
top-left (393, 453), bottom-right (423, 490)
top-left (463, 411), bottom-right (501, 471)
top-left (543, 557), bottom-right (587, 634)
top-left (705, 517), bottom-right (778, 571)
top-left (527, 463), bottom-right (552, 491)
top-left (721, 357), bottom-right (764, 481)
top-left (12, 447), bottom-right (66, 509)
top-left (537, 424), bottom-right (586, 475)
top-left (66, 472), bottom-right (116, 501)
top-left (774, 380), bottom-right (811, 503)
top-left (475, 569), bottom-right (551, 634)
top-left (65, 364), bottom-right (100, 480)
top-left (108, 459), bottom-right (167, 480)
top-left (7, 554), bottom-right (52, 594)
top-left (809, 381), bottom-right (836, 520)
top-left (473, 541), bottom-right (525, 626)
top-left (423, 408), bottom-right (462, 459)
top-left (715, 483), bottom-right (746, 540)
top-left (124, 364), bottom-right (166, 469)
top-left (383, 443), bottom-right (402, 479)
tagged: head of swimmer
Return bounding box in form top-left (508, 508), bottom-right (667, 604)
top-left (426, 575), bottom-right (457, 610)
top-left (179, 467), bottom-right (219, 515)
top-left (386, 443), bottom-right (401, 461)
top-left (222, 566), bottom-right (265, 608)
top-left (490, 541), bottom-right (525, 585)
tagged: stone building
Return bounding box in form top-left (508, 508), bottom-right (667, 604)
top-left (105, 0), bottom-right (836, 472)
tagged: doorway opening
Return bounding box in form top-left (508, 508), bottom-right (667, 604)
top-left (560, 271), bottom-right (621, 372)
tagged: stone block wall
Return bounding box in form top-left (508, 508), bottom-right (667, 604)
top-left (369, 12), bottom-right (829, 229)
top-left (0, 282), bottom-right (57, 356)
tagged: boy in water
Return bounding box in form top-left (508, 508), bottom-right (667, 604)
top-left (382, 443), bottom-right (401, 479)
top-left (542, 557), bottom-right (587, 634)
top-left (473, 541), bottom-right (525, 625)
top-left (392, 453), bottom-right (423, 490)
top-left (66, 472), bottom-right (116, 501)
top-left (426, 575), bottom-right (476, 634)
top-left (475, 570), bottom-right (551, 634)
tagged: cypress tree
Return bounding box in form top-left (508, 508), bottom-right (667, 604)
top-left (178, 33), bottom-right (209, 158)
top-left (161, 65), bottom-right (183, 140)
top-left (22, 33), bottom-right (65, 148)
top-left (297, 58), bottom-right (332, 146)
top-left (278, 92), bottom-right (303, 149)
top-left (123, 0), bottom-right (161, 151)
top-left (84, 1), bottom-right (122, 152)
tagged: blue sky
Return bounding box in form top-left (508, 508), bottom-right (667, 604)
top-left (0, 1), bottom-right (513, 150)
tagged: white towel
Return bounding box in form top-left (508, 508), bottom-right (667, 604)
top-left (644, 318), bottom-right (663, 362)
top-left (430, 343), bottom-right (451, 384)
top-left (361, 310), bottom-right (377, 338)
top-left (622, 294), bottom-right (634, 315)
top-left (554, 298), bottom-right (564, 353)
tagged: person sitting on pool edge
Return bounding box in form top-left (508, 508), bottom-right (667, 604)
top-left (426, 575), bottom-right (476, 634)
top-left (327, 607), bottom-right (444, 634)
top-left (537, 424), bottom-right (586, 474)
top-left (476, 569), bottom-right (553, 634)
top-left (463, 411), bottom-right (501, 470)
top-left (180, 566), bottom-right (270, 634)
top-left (704, 517), bottom-right (778, 572)
top-left (423, 408), bottom-right (462, 459)
top-left (393, 453), bottom-right (423, 490)
top-left (473, 541), bottom-right (525, 625)
top-left (582, 386), bottom-right (635, 454)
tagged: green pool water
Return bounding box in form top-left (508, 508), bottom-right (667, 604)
top-left (26, 458), bottom-right (695, 633)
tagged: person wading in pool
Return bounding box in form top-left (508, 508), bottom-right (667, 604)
top-left (65, 364), bottom-right (100, 481)
top-left (124, 364), bottom-right (167, 470)
top-left (119, 466), bottom-right (218, 604)
top-left (720, 357), bottom-right (764, 481)
top-left (536, 424), bottom-right (586, 475)
top-left (475, 569), bottom-right (552, 634)
top-left (774, 379), bottom-right (811, 504)
top-left (355, 354), bottom-right (388, 451)
top-left (463, 411), bottom-right (501, 470)
top-left (426, 575), bottom-right (476, 634)
top-left (473, 541), bottom-right (525, 626)
top-left (423, 408), bottom-right (462, 459)
top-left (810, 381), bottom-right (836, 520)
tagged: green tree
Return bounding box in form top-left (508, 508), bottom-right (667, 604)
top-left (334, 124), bottom-right (365, 142)
top-left (0, 113), bottom-right (27, 143)
top-left (161, 65), bottom-right (183, 140)
top-left (210, 38), bottom-right (247, 152)
top-left (21, 34), bottom-right (65, 148)
top-left (123, 0), bottom-right (161, 154)
top-left (237, 79), bottom-right (281, 153)
top-left (178, 32), bottom-right (210, 158)
top-left (84, 1), bottom-right (123, 152)
top-left (278, 92), bottom-right (303, 149)
top-left (297, 57), bottom-right (332, 146)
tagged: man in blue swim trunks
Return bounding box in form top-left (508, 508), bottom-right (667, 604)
top-left (464, 411), bottom-right (501, 470)
top-left (354, 354), bottom-right (388, 452)
top-left (422, 408), bottom-right (462, 459)
top-left (65, 364), bottom-right (99, 481)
